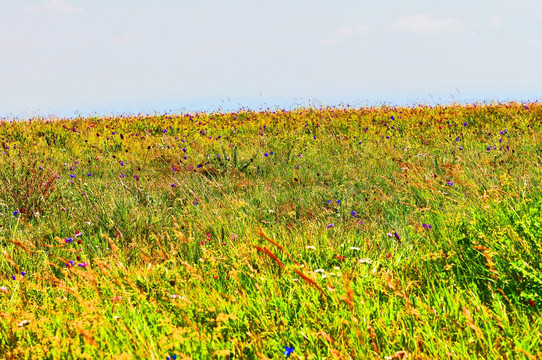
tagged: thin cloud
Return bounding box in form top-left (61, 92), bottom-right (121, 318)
top-left (333, 24), bottom-right (373, 37)
top-left (323, 24), bottom-right (372, 45)
top-left (389, 14), bottom-right (467, 34)
top-left (107, 33), bottom-right (135, 45)
top-left (487, 16), bottom-right (504, 29)
top-left (0, 37), bottom-right (32, 50)
top-left (25, 0), bottom-right (78, 14)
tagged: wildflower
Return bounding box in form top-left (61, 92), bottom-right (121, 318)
top-left (119, 160), bottom-right (125, 166)
top-left (393, 230), bottom-right (401, 242)
top-left (74, 231), bottom-right (82, 237)
top-left (264, 153), bottom-right (269, 157)
top-left (69, 174), bottom-right (76, 179)
top-left (529, 299), bottom-right (535, 307)
top-left (446, 181), bottom-right (453, 186)
top-left (305, 245), bottom-right (316, 250)
top-left (336, 200), bottom-right (341, 204)
top-left (65, 260), bottom-right (74, 267)
top-left (170, 183), bottom-right (177, 188)
top-left (0, 286), bottom-right (7, 293)
top-left (350, 246), bottom-right (360, 251)
top-left (336, 255), bottom-right (345, 261)
top-left (13, 210), bottom-right (20, 216)
top-left (386, 253), bottom-right (392, 258)
top-left (133, 175), bottom-right (139, 181)
top-left (21, 272), bottom-right (26, 276)
top-left (65, 238), bottom-right (74, 243)
top-left (314, 269), bottom-right (325, 273)
top-left (87, 173), bottom-right (92, 177)
top-left (459, 146), bottom-right (463, 150)
top-left (359, 258), bottom-right (372, 264)
top-left (350, 211), bottom-right (358, 217)
top-left (283, 346), bottom-right (294, 358)
top-left (422, 223), bottom-right (432, 230)
top-left (78, 263), bottom-right (88, 267)
top-left (11, 276), bottom-right (16, 280)
top-left (326, 223), bottom-right (334, 229)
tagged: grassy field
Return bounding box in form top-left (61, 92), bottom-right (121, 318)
top-left (0, 103), bottom-right (541, 359)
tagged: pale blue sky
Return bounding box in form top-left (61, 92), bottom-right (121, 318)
top-left (1, 0), bottom-right (541, 118)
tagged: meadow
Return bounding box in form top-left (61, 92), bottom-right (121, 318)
top-left (0, 103), bottom-right (541, 359)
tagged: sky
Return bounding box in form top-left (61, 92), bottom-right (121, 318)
top-left (1, 0), bottom-right (542, 118)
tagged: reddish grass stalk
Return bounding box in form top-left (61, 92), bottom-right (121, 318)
top-left (255, 246), bottom-right (285, 273)
top-left (258, 231), bottom-right (299, 265)
top-left (293, 268), bottom-right (327, 301)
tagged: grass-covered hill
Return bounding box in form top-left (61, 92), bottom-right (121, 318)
top-left (0, 103), bottom-right (541, 359)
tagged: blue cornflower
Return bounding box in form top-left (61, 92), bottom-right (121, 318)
top-left (283, 346), bottom-right (294, 358)
top-left (65, 238), bottom-right (74, 243)
top-left (455, 137), bottom-right (460, 142)
top-left (350, 211), bottom-right (358, 217)
top-left (11, 275), bottom-right (16, 280)
top-left (120, 174), bottom-right (125, 178)
top-left (21, 271), bottom-right (26, 276)
top-left (69, 174), bottom-right (76, 179)
top-left (119, 161), bottom-right (125, 166)
top-left (87, 173), bottom-right (92, 177)
top-left (264, 153), bottom-right (269, 157)
top-left (446, 181), bottom-right (453, 186)
top-left (336, 200), bottom-right (341, 205)
top-left (326, 223), bottom-right (334, 229)
top-left (422, 223), bottom-right (432, 230)
top-left (13, 210), bottom-right (20, 216)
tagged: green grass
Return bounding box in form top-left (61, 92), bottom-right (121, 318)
top-left (0, 103), bottom-right (541, 359)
